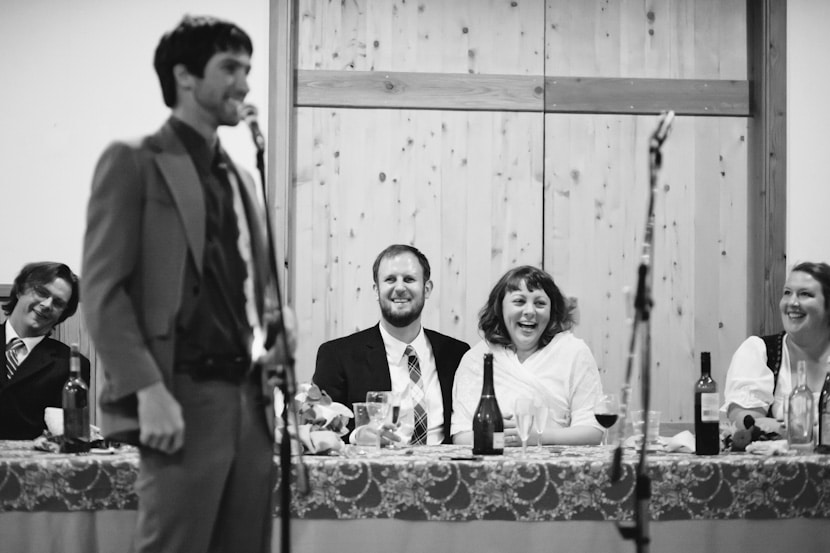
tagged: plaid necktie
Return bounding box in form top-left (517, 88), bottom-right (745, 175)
top-left (6, 338), bottom-right (26, 380)
top-left (406, 345), bottom-right (428, 445)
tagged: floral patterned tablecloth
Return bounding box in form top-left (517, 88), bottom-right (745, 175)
top-left (2, 441), bottom-right (829, 521)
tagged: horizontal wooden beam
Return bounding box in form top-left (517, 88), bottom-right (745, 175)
top-left (296, 70), bottom-right (544, 112)
top-left (545, 76), bottom-right (749, 116)
top-left (296, 70), bottom-right (749, 116)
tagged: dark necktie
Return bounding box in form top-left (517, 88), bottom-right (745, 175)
top-left (406, 345), bottom-right (428, 445)
top-left (6, 338), bottom-right (26, 380)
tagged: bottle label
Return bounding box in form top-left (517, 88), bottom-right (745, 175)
top-left (493, 432), bottom-right (505, 450)
top-left (64, 407), bottom-right (90, 440)
top-left (700, 393), bottom-right (719, 422)
top-left (822, 414), bottom-right (830, 445)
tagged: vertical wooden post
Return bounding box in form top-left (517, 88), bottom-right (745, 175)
top-left (747, 0), bottom-right (787, 336)
top-left (270, 0), bottom-right (299, 305)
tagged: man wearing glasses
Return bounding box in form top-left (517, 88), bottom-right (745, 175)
top-left (0, 261), bottom-right (90, 439)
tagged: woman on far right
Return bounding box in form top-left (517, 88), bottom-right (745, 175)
top-left (722, 261), bottom-right (830, 432)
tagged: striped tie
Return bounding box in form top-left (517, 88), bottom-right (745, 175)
top-left (406, 346), bottom-right (428, 445)
top-left (6, 338), bottom-right (26, 380)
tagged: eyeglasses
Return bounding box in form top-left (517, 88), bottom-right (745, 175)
top-left (28, 284), bottom-right (69, 312)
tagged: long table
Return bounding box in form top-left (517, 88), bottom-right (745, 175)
top-left (2, 440), bottom-right (829, 552)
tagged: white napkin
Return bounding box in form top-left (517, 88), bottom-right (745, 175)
top-left (44, 407), bottom-right (64, 436)
top-left (298, 426), bottom-right (344, 454)
top-left (745, 439), bottom-right (790, 456)
top-left (664, 430), bottom-right (696, 453)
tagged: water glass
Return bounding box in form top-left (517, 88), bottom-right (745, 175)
top-left (630, 409), bottom-right (661, 447)
top-left (351, 402), bottom-right (380, 449)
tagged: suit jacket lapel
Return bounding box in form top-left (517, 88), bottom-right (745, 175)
top-left (2, 329), bottom-right (57, 387)
top-left (152, 123), bottom-right (206, 274)
top-left (364, 325), bottom-right (392, 390)
top-left (227, 158), bottom-right (270, 320)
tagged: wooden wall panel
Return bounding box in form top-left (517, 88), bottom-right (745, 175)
top-left (546, 0), bottom-right (746, 80)
top-left (543, 0), bottom-right (748, 421)
top-left (288, 0), bottom-right (753, 422)
top-left (292, 0), bottom-right (546, 382)
top-left (293, 106), bottom-right (543, 382)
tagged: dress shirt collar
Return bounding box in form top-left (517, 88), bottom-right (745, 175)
top-left (168, 116), bottom-right (219, 177)
top-left (4, 322), bottom-right (45, 360)
top-left (378, 323), bottom-right (429, 364)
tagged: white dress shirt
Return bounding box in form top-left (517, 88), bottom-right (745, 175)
top-left (378, 324), bottom-right (444, 444)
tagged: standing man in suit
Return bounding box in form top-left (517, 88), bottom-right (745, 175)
top-left (314, 244), bottom-right (469, 445)
top-left (82, 15), bottom-right (295, 553)
top-left (1, 262), bottom-right (90, 439)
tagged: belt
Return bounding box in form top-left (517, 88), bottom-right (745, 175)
top-left (175, 355), bottom-right (253, 384)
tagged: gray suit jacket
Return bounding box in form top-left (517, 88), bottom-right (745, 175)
top-left (82, 119), bottom-right (270, 441)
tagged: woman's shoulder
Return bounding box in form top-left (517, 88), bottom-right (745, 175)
top-left (550, 331), bottom-right (591, 352)
top-left (460, 340), bottom-right (493, 361)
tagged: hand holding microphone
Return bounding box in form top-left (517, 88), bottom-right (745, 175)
top-left (239, 103), bottom-right (266, 151)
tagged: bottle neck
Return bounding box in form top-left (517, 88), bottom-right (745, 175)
top-left (796, 362), bottom-right (808, 388)
top-left (481, 355), bottom-right (495, 396)
top-left (700, 352), bottom-right (711, 377)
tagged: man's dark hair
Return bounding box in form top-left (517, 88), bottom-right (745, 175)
top-left (791, 261), bottom-right (830, 311)
top-left (479, 265), bottom-right (573, 349)
top-left (2, 262), bottom-right (80, 325)
top-left (154, 14), bottom-right (253, 107)
top-left (372, 244), bottom-right (431, 285)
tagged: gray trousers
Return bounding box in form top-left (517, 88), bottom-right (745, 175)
top-left (133, 373), bottom-right (275, 553)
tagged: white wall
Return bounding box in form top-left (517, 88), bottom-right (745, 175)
top-left (0, 0), bottom-right (268, 283)
top-left (787, 0), bottom-right (830, 266)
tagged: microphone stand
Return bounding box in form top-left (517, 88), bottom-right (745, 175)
top-left (609, 111), bottom-right (675, 553)
top-left (251, 126), bottom-right (309, 553)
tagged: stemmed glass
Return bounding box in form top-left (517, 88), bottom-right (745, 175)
top-left (593, 393), bottom-right (620, 447)
top-left (366, 391), bottom-right (397, 447)
top-left (514, 398), bottom-right (535, 455)
top-left (365, 401), bottom-right (390, 448)
top-left (533, 400), bottom-right (549, 449)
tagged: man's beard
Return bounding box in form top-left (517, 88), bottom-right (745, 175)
top-left (380, 296), bottom-right (425, 328)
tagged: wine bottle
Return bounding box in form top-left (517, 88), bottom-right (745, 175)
top-left (787, 360), bottom-right (814, 451)
top-left (694, 352), bottom-right (720, 455)
top-left (472, 353), bottom-right (504, 455)
top-left (62, 344), bottom-right (90, 454)
top-left (818, 358), bottom-right (830, 447)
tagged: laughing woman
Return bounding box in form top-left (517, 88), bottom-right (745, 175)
top-left (451, 266), bottom-right (604, 446)
top-left (722, 261), bottom-right (830, 432)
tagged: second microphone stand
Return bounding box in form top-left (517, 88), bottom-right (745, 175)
top-left (610, 111), bottom-right (675, 553)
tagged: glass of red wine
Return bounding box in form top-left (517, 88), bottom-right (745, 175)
top-left (594, 393), bottom-right (620, 446)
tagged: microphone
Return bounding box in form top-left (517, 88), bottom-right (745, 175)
top-left (650, 110), bottom-right (675, 149)
top-left (239, 103), bottom-right (266, 151)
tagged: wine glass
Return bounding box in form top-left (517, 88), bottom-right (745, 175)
top-left (593, 393), bottom-right (620, 446)
top-left (366, 391), bottom-right (394, 425)
top-left (514, 398), bottom-right (535, 455)
top-left (533, 400), bottom-right (549, 449)
top-left (365, 401), bottom-right (391, 448)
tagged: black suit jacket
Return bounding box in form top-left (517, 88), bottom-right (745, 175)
top-left (313, 324), bottom-right (470, 443)
top-left (0, 324), bottom-right (92, 440)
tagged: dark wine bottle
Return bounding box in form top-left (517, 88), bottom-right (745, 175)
top-left (694, 351), bottom-right (720, 455)
top-left (62, 344), bottom-right (90, 454)
top-left (473, 353), bottom-right (504, 455)
top-left (818, 360), bottom-right (830, 447)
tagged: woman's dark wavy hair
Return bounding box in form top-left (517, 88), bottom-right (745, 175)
top-left (2, 262), bottom-right (80, 325)
top-left (154, 15), bottom-right (253, 108)
top-left (791, 261), bottom-right (830, 311)
top-left (479, 265), bottom-right (573, 349)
